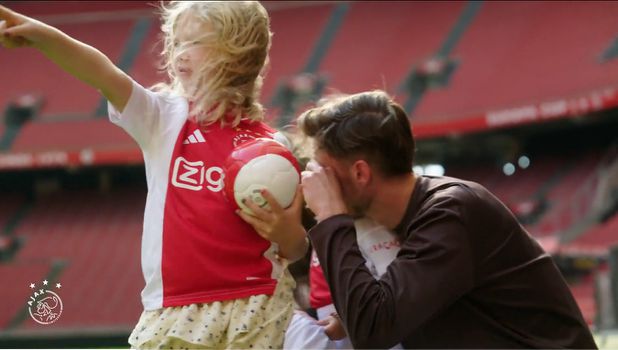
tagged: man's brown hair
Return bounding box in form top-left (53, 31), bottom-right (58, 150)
top-left (297, 90), bottom-right (415, 177)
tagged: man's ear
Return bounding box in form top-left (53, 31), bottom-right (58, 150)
top-left (351, 159), bottom-right (372, 186)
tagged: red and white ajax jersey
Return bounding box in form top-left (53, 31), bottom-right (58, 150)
top-left (109, 80), bottom-right (286, 310)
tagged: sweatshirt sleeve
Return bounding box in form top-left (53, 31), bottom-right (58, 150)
top-left (308, 193), bottom-right (475, 349)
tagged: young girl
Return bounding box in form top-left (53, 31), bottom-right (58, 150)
top-left (0, 2), bottom-right (307, 348)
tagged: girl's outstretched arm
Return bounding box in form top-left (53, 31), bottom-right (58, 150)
top-left (0, 5), bottom-right (132, 112)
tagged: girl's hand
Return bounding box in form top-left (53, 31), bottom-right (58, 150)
top-left (316, 313), bottom-right (348, 341)
top-left (236, 186), bottom-right (308, 262)
top-left (0, 5), bottom-right (52, 49)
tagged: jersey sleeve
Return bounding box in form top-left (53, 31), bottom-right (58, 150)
top-left (108, 79), bottom-right (182, 150)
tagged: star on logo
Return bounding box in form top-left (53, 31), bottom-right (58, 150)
top-left (43, 280), bottom-right (48, 286)
top-left (29, 283), bottom-right (35, 289)
top-left (56, 283), bottom-right (62, 289)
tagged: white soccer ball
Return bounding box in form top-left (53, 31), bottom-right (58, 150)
top-left (224, 138), bottom-right (300, 215)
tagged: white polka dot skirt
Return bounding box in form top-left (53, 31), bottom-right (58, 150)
top-left (129, 271), bottom-right (296, 349)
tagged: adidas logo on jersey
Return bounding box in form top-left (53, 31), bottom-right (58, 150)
top-left (183, 129), bottom-right (206, 144)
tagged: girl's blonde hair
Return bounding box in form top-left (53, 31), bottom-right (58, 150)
top-left (156, 1), bottom-right (272, 127)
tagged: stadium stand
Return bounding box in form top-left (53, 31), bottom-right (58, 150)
top-left (3, 1), bottom-right (152, 17)
top-left (0, 260), bottom-right (52, 329)
top-left (127, 18), bottom-right (165, 91)
top-left (490, 155), bottom-right (564, 203)
top-left (445, 147), bottom-right (607, 241)
top-left (0, 1), bottom-right (156, 120)
top-left (10, 119), bottom-right (135, 153)
top-left (317, 1), bottom-right (464, 96)
top-left (474, 155), bottom-right (563, 208)
top-left (0, 124), bottom-right (5, 148)
top-left (0, 194), bottom-right (26, 233)
top-left (561, 213), bottom-right (618, 256)
top-left (10, 188), bottom-right (144, 330)
top-left (263, 3), bottom-right (333, 103)
top-left (413, 1), bottom-right (618, 124)
top-left (0, 20), bottom-right (136, 119)
top-left (530, 151), bottom-right (603, 236)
